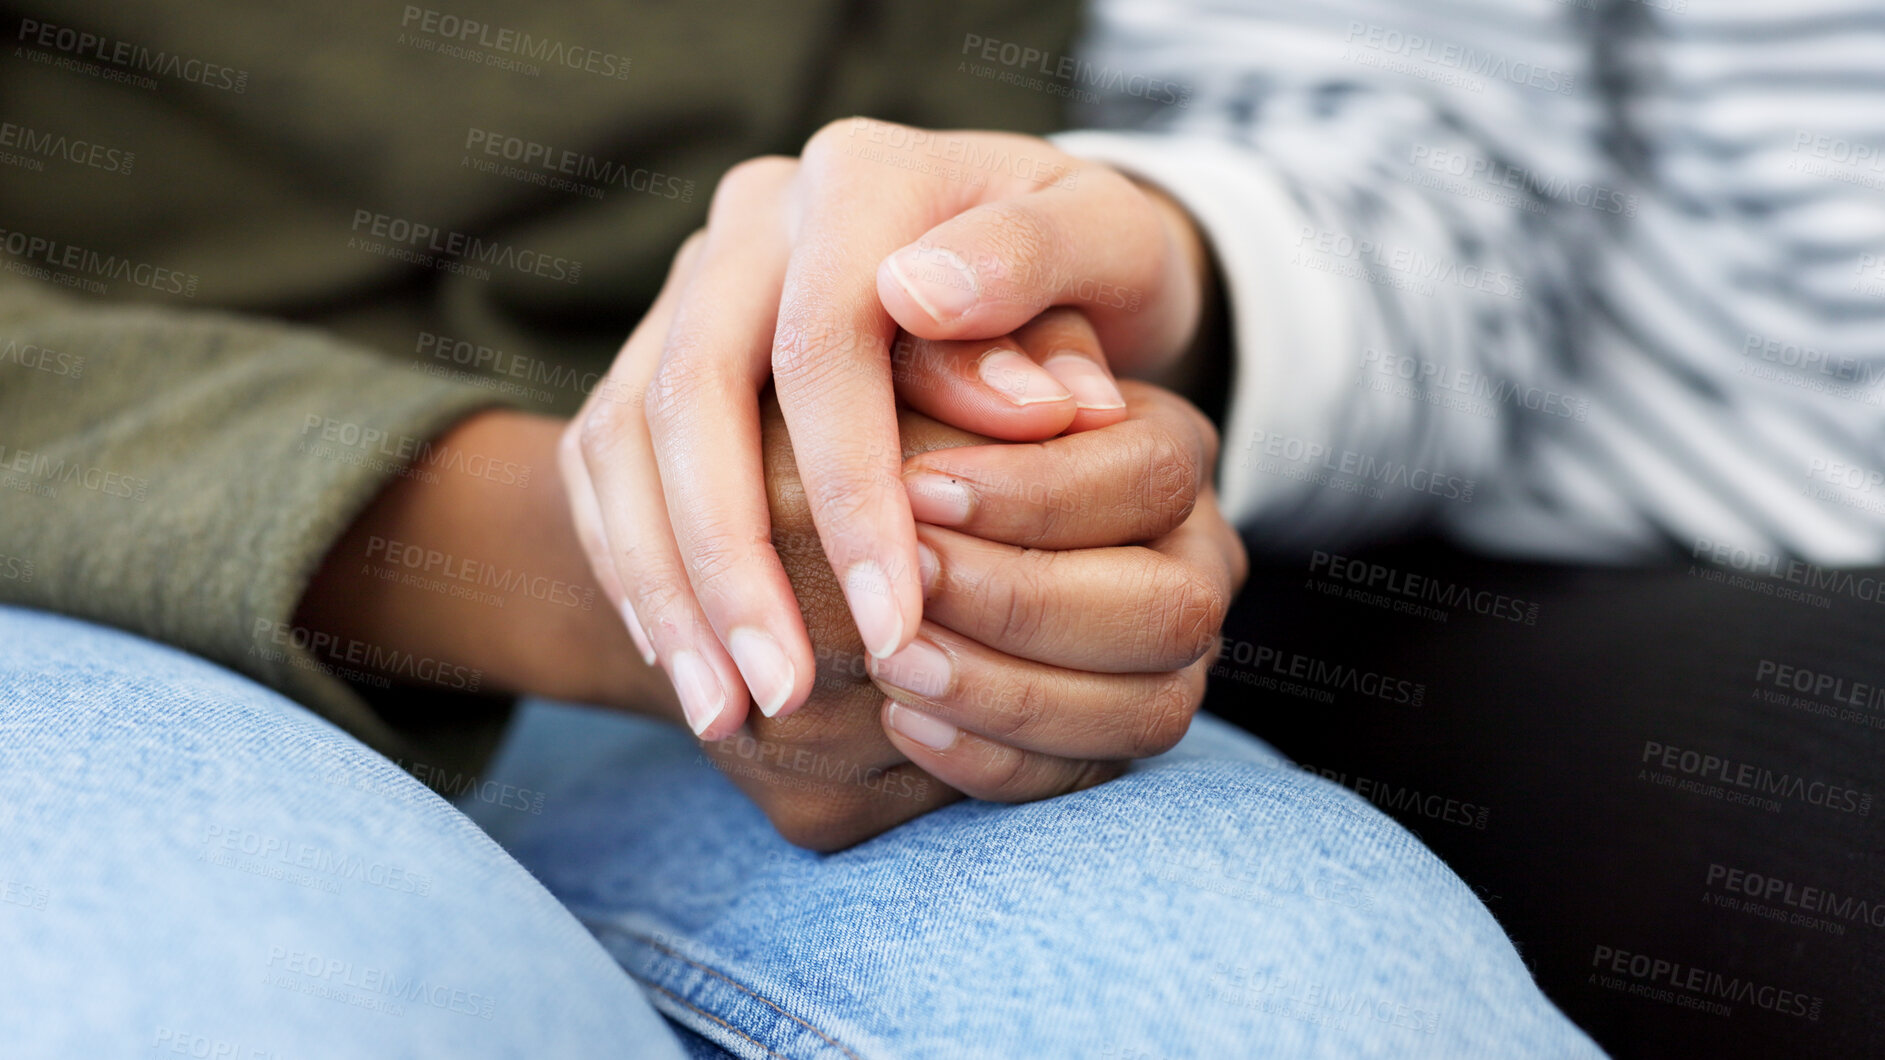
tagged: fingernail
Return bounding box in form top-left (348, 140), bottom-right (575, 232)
top-left (668, 650), bottom-right (725, 736)
top-left (844, 559), bottom-right (905, 659)
top-left (871, 638), bottom-right (952, 698)
top-left (905, 473), bottom-right (973, 526)
top-left (887, 244), bottom-right (979, 323)
top-left (1043, 353), bottom-right (1126, 411)
top-left (886, 701), bottom-right (959, 752)
top-left (916, 541), bottom-right (940, 594)
top-left (979, 348), bottom-right (1072, 407)
top-left (620, 602), bottom-right (656, 667)
top-left (728, 627), bottom-right (795, 718)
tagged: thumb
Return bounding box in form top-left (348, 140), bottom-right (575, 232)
top-left (891, 307), bottom-right (1126, 441)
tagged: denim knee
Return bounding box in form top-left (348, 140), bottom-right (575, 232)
top-left (0, 606), bottom-right (682, 1060)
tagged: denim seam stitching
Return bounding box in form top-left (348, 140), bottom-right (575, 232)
top-left (643, 982), bottom-right (789, 1059)
top-left (608, 926), bottom-right (864, 1060)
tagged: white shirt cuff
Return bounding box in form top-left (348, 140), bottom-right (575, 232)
top-left (1051, 130), bottom-right (1359, 529)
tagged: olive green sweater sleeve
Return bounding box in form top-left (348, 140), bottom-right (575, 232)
top-left (0, 279), bottom-right (520, 765)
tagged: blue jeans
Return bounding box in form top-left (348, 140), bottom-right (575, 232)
top-left (0, 605), bottom-right (1603, 1058)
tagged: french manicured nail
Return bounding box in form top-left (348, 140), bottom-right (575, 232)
top-left (620, 602), bottom-right (656, 667)
top-left (1043, 353), bottom-right (1126, 411)
top-left (887, 244), bottom-right (980, 322)
top-left (886, 701), bottom-right (959, 752)
top-left (844, 559), bottom-right (904, 659)
top-left (668, 650), bottom-right (725, 736)
top-left (871, 638), bottom-right (952, 698)
top-left (728, 627), bottom-right (795, 718)
top-left (979, 348), bottom-right (1072, 406)
top-left (905, 473), bottom-right (973, 527)
top-left (916, 541), bottom-right (940, 594)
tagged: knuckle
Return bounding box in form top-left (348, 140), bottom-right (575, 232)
top-left (631, 574), bottom-right (692, 631)
top-left (974, 203), bottom-right (1058, 299)
top-left (576, 402), bottom-right (634, 463)
top-left (1013, 464), bottom-right (1074, 545)
top-left (1084, 161), bottom-right (1140, 204)
top-left (1160, 570), bottom-right (1228, 666)
top-left (557, 417), bottom-right (588, 470)
top-left (1131, 674), bottom-right (1198, 757)
top-left (769, 805), bottom-right (857, 853)
top-left (807, 480), bottom-right (875, 532)
top-left (803, 117), bottom-right (873, 167)
top-left (643, 349), bottom-right (711, 427)
top-left (685, 527), bottom-right (773, 600)
top-left (991, 553), bottom-right (1053, 653)
top-left (675, 227), bottom-right (709, 266)
top-left (1192, 404), bottom-right (1222, 468)
top-left (965, 453), bottom-right (1066, 548)
top-left (971, 747), bottom-right (1039, 803)
top-left (984, 670), bottom-right (1052, 746)
top-left (1140, 432), bottom-right (1200, 534)
top-left (709, 156), bottom-right (795, 220)
top-left (771, 323), bottom-right (873, 392)
top-left (1065, 757), bottom-right (1125, 797)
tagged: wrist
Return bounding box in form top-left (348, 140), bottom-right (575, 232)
top-left (1130, 177), bottom-right (1232, 419)
top-left (293, 408), bottom-right (679, 721)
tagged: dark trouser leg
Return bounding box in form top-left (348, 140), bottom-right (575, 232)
top-left (1212, 538), bottom-right (1885, 1060)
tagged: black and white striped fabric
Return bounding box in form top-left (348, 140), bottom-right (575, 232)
top-left (1054, 0), bottom-right (1885, 564)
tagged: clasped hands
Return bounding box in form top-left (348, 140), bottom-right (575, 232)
top-left (560, 121), bottom-right (1247, 849)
